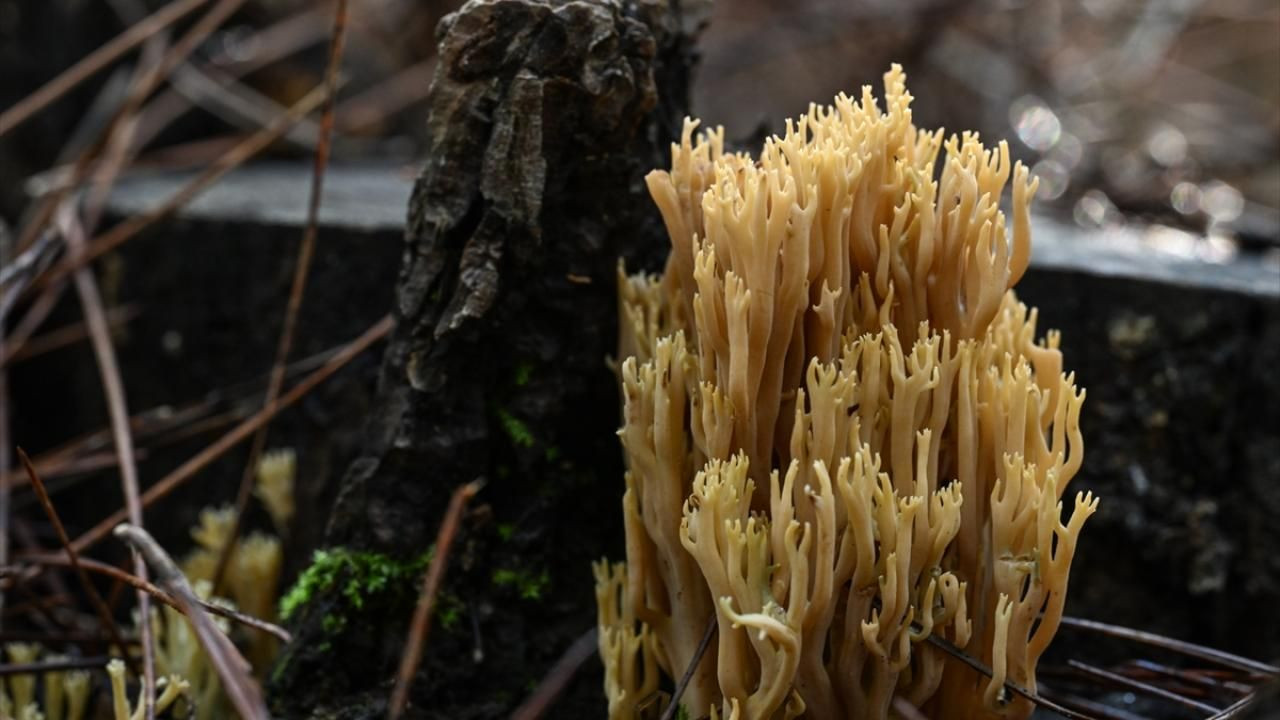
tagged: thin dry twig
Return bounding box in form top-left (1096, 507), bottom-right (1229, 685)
top-left (0, 656), bottom-right (111, 677)
top-left (168, 64), bottom-right (323, 150)
top-left (70, 314), bottom-right (393, 554)
top-left (1120, 659), bottom-right (1242, 698)
top-left (214, 0), bottom-right (350, 594)
top-left (15, 0), bottom-right (238, 256)
top-left (0, 230), bottom-right (59, 321)
top-left (130, 6), bottom-right (328, 153)
top-left (2, 304), bottom-right (139, 365)
top-left (114, 523), bottom-right (269, 720)
top-left (1206, 693), bottom-right (1266, 720)
top-left (8, 0), bottom-right (250, 386)
top-left (2, 403), bottom-right (215, 493)
top-left (388, 478), bottom-right (485, 720)
top-left (0, 629), bottom-right (134, 645)
top-left (5, 583), bottom-right (66, 630)
top-left (336, 58), bottom-right (436, 133)
top-left (659, 614), bottom-right (717, 720)
top-left (9, 452), bottom-right (151, 510)
top-left (0, 280), bottom-right (70, 372)
top-left (71, 0), bottom-right (247, 246)
top-left (922, 632), bottom-right (1099, 720)
top-left (55, 204), bottom-right (157, 713)
top-left (1060, 616), bottom-right (1280, 677)
top-left (2, 341), bottom-right (346, 493)
top-left (0, 226), bottom-right (10, 626)
top-left (17, 449), bottom-right (134, 665)
top-left (9, 517), bottom-right (72, 606)
top-left (13, 553), bottom-right (290, 644)
top-left (32, 82), bottom-right (330, 296)
top-left (79, 3), bottom-right (171, 239)
top-left (510, 628), bottom-right (599, 720)
top-left (119, 0), bottom-right (249, 118)
top-left (1048, 693), bottom-right (1149, 720)
top-left (1067, 659), bottom-right (1221, 715)
top-left (0, 0), bottom-right (210, 137)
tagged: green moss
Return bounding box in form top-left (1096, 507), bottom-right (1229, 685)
top-left (269, 651), bottom-right (290, 686)
top-left (513, 362), bottom-right (534, 387)
top-left (321, 612), bottom-right (346, 635)
top-left (279, 547), bottom-right (432, 622)
top-left (543, 445), bottom-right (561, 462)
top-left (492, 567), bottom-right (550, 600)
top-left (436, 593), bottom-right (465, 631)
top-left (496, 523), bottom-right (516, 541)
top-left (495, 408), bottom-right (535, 448)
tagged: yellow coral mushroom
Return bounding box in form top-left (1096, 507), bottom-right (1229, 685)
top-left (179, 508), bottom-right (284, 684)
top-left (106, 659), bottom-right (189, 720)
top-left (0, 647), bottom-right (91, 720)
top-left (60, 671), bottom-right (89, 720)
top-left (5, 643), bottom-right (39, 710)
top-left (598, 65), bottom-right (1097, 719)
top-left (254, 448), bottom-right (296, 534)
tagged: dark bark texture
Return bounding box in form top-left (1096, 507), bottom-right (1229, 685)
top-left (1015, 271), bottom-right (1280, 666)
top-left (268, 1), bottom-right (701, 717)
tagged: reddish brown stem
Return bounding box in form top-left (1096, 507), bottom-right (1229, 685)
top-left (0, 0), bottom-right (210, 137)
top-left (388, 478), bottom-right (485, 719)
top-left (13, 553), bottom-right (290, 643)
top-left (33, 83), bottom-right (329, 296)
top-left (115, 523), bottom-right (269, 720)
top-left (17, 449), bottom-right (134, 666)
top-left (213, 0), bottom-right (350, 595)
top-left (510, 628), bottom-right (599, 720)
top-left (69, 314), bottom-right (392, 554)
top-left (56, 204), bottom-right (157, 713)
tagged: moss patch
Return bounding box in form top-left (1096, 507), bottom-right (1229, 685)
top-left (279, 547), bottom-right (432, 622)
top-left (513, 362), bottom-right (534, 387)
top-left (492, 566), bottom-right (550, 600)
top-left (436, 592), bottom-right (465, 631)
top-left (495, 407), bottom-right (535, 448)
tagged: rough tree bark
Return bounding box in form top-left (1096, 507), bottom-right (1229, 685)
top-left (268, 1), bottom-right (703, 717)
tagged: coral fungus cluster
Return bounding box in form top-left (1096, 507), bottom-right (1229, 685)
top-left (596, 66), bottom-right (1097, 719)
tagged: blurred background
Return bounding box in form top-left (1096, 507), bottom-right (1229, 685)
top-left (2, 0), bottom-right (1277, 254)
top-left (698, 0), bottom-right (1280, 261)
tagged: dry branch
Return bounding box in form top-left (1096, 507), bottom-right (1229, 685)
top-left (70, 314), bottom-right (392, 553)
top-left (55, 204), bottom-right (157, 712)
top-left (12, 553), bottom-right (290, 643)
top-left (388, 478), bottom-right (484, 719)
top-left (0, 0), bottom-right (210, 137)
top-left (114, 523), bottom-right (269, 720)
top-left (17, 449), bottom-right (133, 663)
top-left (213, 0), bottom-right (350, 594)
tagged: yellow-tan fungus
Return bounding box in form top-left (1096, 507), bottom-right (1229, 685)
top-left (597, 65), bottom-right (1097, 719)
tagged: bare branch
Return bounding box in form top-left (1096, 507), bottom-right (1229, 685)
top-left (114, 523), bottom-right (269, 720)
top-left (389, 478), bottom-right (485, 719)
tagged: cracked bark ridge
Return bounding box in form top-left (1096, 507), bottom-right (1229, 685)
top-left (268, 0), bottom-right (702, 717)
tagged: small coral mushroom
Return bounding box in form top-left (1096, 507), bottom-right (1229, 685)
top-left (597, 65), bottom-right (1098, 719)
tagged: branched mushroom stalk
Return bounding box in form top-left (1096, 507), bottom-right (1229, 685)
top-left (597, 66), bottom-right (1098, 719)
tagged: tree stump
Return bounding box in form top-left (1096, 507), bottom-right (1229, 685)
top-left (268, 1), bottom-right (703, 716)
